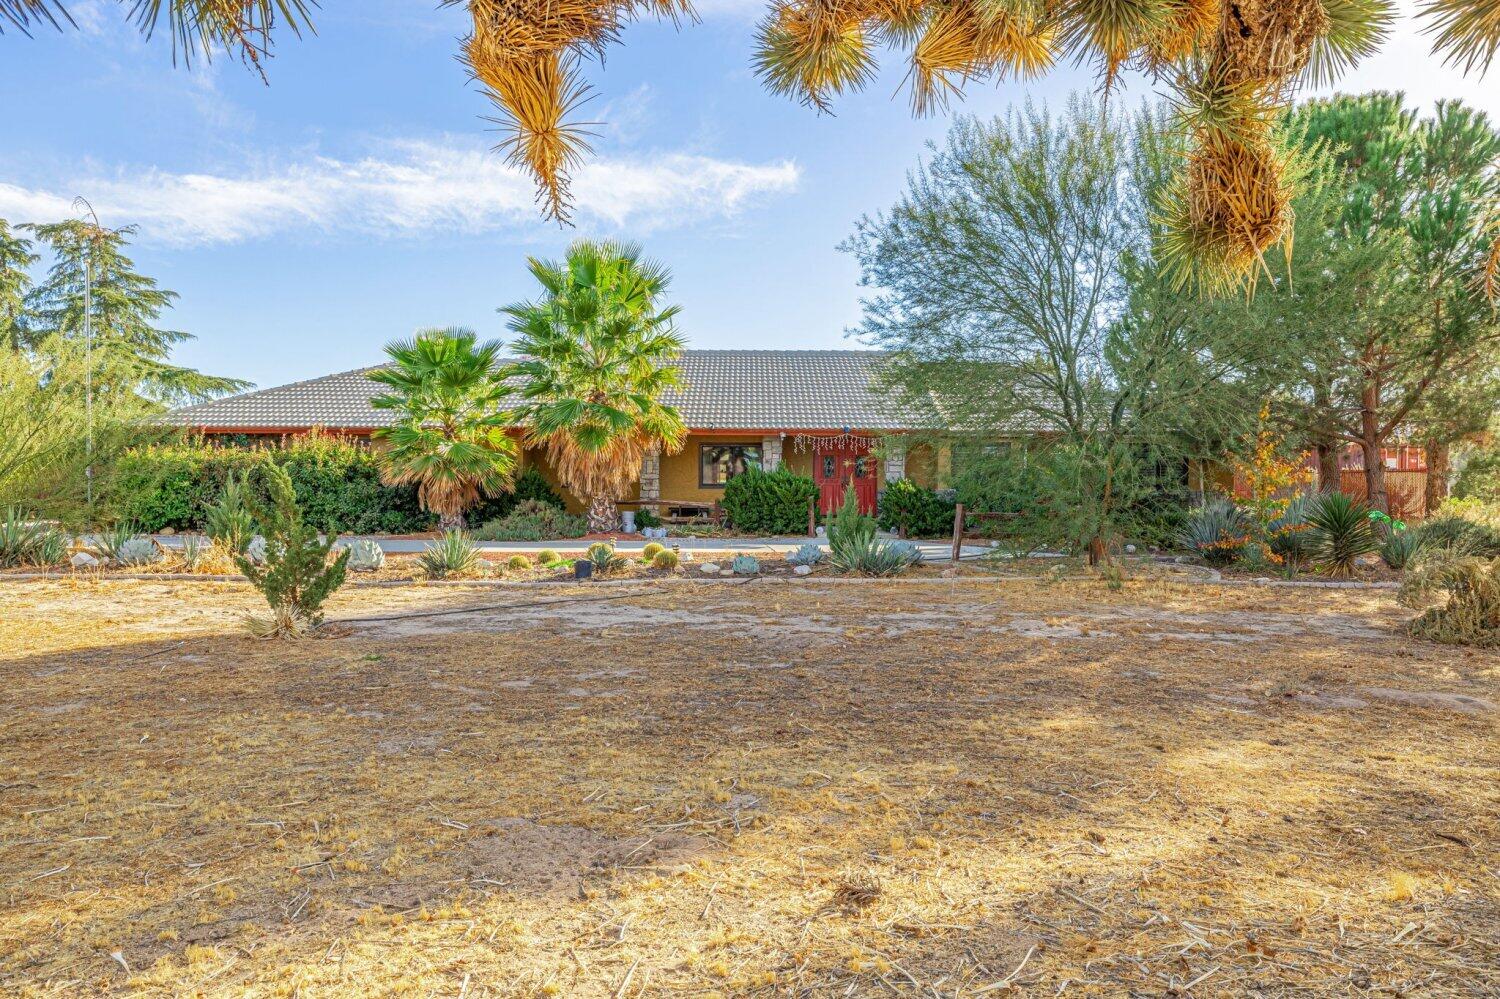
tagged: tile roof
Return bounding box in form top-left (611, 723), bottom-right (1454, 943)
top-left (167, 349), bottom-right (927, 432)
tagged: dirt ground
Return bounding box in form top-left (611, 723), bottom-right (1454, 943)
top-left (0, 577), bottom-right (1495, 997)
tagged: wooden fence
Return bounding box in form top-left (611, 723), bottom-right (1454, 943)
top-left (1339, 470), bottom-right (1427, 520)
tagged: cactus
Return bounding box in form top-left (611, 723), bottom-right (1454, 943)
top-left (787, 543), bottom-right (825, 566)
top-left (347, 539), bottom-right (386, 572)
top-left (508, 553), bottom-right (533, 570)
top-left (651, 548), bottom-right (680, 570)
top-left (588, 541), bottom-right (627, 575)
top-left (537, 548), bottom-right (560, 564)
top-left (642, 541), bottom-right (666, 562)
top-left (732, 554), bottom-right (760, 575)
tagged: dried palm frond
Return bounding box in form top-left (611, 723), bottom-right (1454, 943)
top-left (1144, 0), bottom-right (1219, 67)
top-left (129, 0), bottom-right (315, 73)
top-left (1058, 0), bottom-right (1173, 83)
top-left (1212, 0), bottom-right (1329, 89)
top-left (1422, 0), bottom-right (1500, 73)
top-left (909, 0), bottom-right (1053, 115)
top-left (244, 604), bottom-right (315, 640)
top-left (754, 0), bottom-right (878, 112)
top-left (1481, 207), bottom-right (1500, 305)
top-left (1305, 0), bottom-right (1393, 85)
top-left (1157, 129), bottom-right (1298, 293)
top-left (0, 0), bottom-right (68, 32)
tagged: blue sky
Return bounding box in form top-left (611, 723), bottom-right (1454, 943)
top-left (2, 1), bottom-right (1495, 390)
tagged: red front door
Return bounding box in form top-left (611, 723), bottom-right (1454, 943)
top-left (814, 444), bottom-right (879, 516)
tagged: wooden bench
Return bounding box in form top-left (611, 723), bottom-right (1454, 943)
top-left (621, 499), bottom-right (724, 525)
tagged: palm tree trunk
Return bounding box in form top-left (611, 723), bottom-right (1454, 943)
top-left (586, 494), bottom-right (618, 534)
top-left (439, 512), bottom-right (464, 532)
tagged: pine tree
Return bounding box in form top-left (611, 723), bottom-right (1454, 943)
top-left (20, 220), bottom-right (248, 404)
top-left (0, 220), bottom-right (36, 348)
top-left (236, 463), bottom-right (350, 639)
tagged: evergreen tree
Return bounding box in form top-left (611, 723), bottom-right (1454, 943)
top-left (0, 220), bottom-right (36, 348)
top-left (20, 220), bottom-right (248, 404)
top-left (237, 462), bottom-right (350, 639)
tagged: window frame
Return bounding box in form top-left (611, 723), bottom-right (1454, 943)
top-left (698, 443), bottom-right (763, 489)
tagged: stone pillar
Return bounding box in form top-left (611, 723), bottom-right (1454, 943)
top-left (761, 434), bottom-right (783, 471)
top-left (640, 444), bottom-right (661, 509)
top-left (884, 441), bottom-right (907, 482)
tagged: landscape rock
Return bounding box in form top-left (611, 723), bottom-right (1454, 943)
top-left (159, 527), bottom-right (176, 536)
top-left (793, 564), bottom-right (812, 576)
top-left (699, 563), bottom-right (719, 575)
top-left (70, 551), bottom-right (99, 569)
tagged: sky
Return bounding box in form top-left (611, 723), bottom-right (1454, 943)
top-left (1, 1), bottom-right (1496, 391)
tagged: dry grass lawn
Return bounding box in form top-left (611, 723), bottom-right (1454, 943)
top-left (1, 577), bottom-right (1496, 997)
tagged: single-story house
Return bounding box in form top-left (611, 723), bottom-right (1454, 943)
top-left (167, 349), bottom-right (946, 517)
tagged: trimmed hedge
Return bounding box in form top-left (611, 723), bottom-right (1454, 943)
top-left (109, 437), bottom-right (431, 534)
top-left (877, 478), bottom-right (956, 537)
top-left (721, 466), bottom-right (819, 535)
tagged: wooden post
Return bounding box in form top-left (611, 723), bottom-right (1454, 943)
top-left (807, 495), bottom-right (817, 537)
top-left (950, 503), bottom-right (964, 564)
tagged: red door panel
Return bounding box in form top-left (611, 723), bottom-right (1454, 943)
top-left (814, 446), bottom-right (879, 516)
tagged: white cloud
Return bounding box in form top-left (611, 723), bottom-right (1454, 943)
top-left (0, 138), bottom-right (800, 245)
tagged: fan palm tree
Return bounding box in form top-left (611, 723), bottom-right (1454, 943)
top-left (369, 328), bottom-right (518, 531)
top-left (7, 1), bottom-right (1498, 293)
top-left (500, 240), bottom-right (687, 534)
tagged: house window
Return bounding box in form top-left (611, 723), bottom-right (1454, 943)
top-left (699, 444), bottom-right (762, 487)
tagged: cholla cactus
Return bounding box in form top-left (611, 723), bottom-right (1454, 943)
top-left (346, 539), bottom-right (386, 572)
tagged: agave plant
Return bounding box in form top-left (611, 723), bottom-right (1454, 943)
top-left (825, 485), bottom-right (921, 577)
top-left (1267, 492), bottom-right (1315, 567)
top-left (586, 540), bottom-right (627, 575)
top-left (418, 530), bottom-right (482, 579)
top-left (1308, 492), bottom-right (1378, 578)
top-left (0, 507), bottom-right (45, 568)
top-left (92, 521), bottom-right (148, 564)
top-left (1178, 500), bottom-right (1249, 567)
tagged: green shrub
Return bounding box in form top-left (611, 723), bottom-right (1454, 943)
top-left (641, 541), bottom-right (666, 562)
top-left (1308, 492), bottom-right (1378, 578)
top-left (1412, 512), bottom-right (1500, 558)
top-left (1453, 447), bottom-right (1500, 503)
top-left (877, 478), bottom-right (955, 537)
top-left (204, 471), bottom-right (256, 554)
top-left (953, 454), bottom-right (1046, 516)
top-left (111, 436), bottom-right (431, 535)
top-left (537, 547), bottom-right (561, 564)
top-left (419, 530), bottom-right (481, 579)
top-left (476, 500), bottom-right (587, 542)
top-left (507, 553), bottom-right (533, 571)
top-left (651, 548), bottom-right (680, 570)
top-left (1178, 500), bottom-right (1248, 567)
top-left (722, 467), bottom-right (818, 535)
top-left (237, 463), bottom-right (350, 638)
top-left (635, 505), bottom-right (663, 529)
top-left (826, 485), bottom-right (919, 576)
top-left (465, 466), bottom-right (567, 525)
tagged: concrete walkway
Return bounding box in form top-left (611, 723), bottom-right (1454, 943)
top-left (139, 533), bottom-right (996, 560)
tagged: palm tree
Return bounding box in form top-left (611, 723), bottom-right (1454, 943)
top-left (501, 240), bottom-right (687, 534)
top-left (369, 328), bottom-right (517, 531)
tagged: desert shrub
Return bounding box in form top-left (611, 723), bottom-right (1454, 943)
top-left (111, 437), bottom-right (430, 535)
top-left (507, 554), bottom-right (533, 570)
top-left (419, 530), bottom-right (481, 579)
top-left (1308, 492), bottom-right (1377, 578)
top-left (787, 542), bottom-right (825, 566)
top-left (651, 548), bottom-right (679, 570)
top-left (465, 466), bottom-right (567, 525)
top-left (641, 541), bottom-right (666, 562)
top-left (1178, 500), bottom-right (1248, 567)
top-left (1412, 513), bottom-right (1500, 559)
top-left (826, 485), bottom-right (920, 576)
top-left (732, 554), bottom-right (760, 574)
top-left (635, 505), bottom-right (663, 529)
top-left (237, 463), bottom-right (349, 638)
top-left (1267, 492), bottom-right (1315, 567)
top-left (0, 510), bottom-right (69, 569)
top-left (722, 467), bottom-right (818, 535)
top-left (178, 535), bottom-right (239, 574)
top-left (476, 500), bottom-right (587, 542)
top-left (1399, 550), bottom-right (1499, 647)
top-left (877, 478), bottom-right (955, 538)
top-left (1438, 497), bottom-right (1500, 531)
top-left (537, 547), bottom-right (560, 564)
top-left (587, 541), bottom-right (626, 575)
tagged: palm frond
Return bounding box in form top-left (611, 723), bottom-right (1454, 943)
top-left (1422, 0), bottom-right (1500, 74)
top-left (127, 0), bottom-right (316, 72)
top-left (754, 0), bottom-right (878, 112)
top-left (1305, 0), bottom-right (1393, 86)
top-left (0, 0), bottom-right (70, 33)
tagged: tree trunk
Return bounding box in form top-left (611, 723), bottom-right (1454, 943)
top-left (1360, 384), bottom-right (1389, 515)
top-left (1424, 439), bottom-right (1449, 517)
top-left (1086, 535), bottom-right (1106, 567)
top-left (586, 494), bottom-right (618, 534)
top-left (1315, 441), bottom-right (1342, 494)
top-left (439, 512), bottom-right (464, 532)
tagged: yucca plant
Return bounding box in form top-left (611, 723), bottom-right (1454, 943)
top-left (205, 472), bottom-right (256, 554)
top-left (1308, 492), bottom-right (1378, 578)
top-left (1378, 526), bottom-right (1423, 570)
top-left (586, 540), bottom-right (627, 575)
top-left (418, 530), bottom-right (482, 579)
top-left (0, 507), bottom-right (44, 567)
top-left (826, 485), bottom-right (921, 577)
